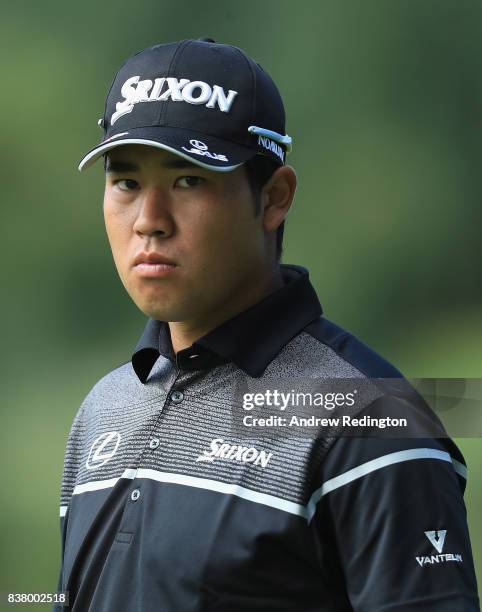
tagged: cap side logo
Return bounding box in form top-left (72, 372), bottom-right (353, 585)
top-left (111, 76), bottom-right (238, 125)
top-left (257, 135), bottom-right (285, 163)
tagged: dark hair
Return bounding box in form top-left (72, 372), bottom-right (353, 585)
top-left (244, 155), bottom-right (285, 261)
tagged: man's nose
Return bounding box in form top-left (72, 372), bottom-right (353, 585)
top-left (132, 186), bottom-right (175, 238)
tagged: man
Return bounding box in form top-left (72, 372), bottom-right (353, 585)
top-left (55, 38), bottom-right (480, 611)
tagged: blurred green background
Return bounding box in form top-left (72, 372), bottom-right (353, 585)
top-left (1, 0), bottom-right (481, 607)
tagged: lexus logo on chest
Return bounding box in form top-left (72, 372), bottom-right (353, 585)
top-left (86, 431), bottom-right (121, 470)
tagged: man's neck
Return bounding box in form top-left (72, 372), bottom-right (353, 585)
top-left (168, 266), bottom-right (284, 354)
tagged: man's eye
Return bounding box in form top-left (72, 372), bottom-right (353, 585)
top-left (114, 179), bottom-right (138, 192)
top-left (176, 176), bottom-right (205, 188)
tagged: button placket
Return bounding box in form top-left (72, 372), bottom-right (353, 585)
top-left (116, 371), bottom-right (189, 543)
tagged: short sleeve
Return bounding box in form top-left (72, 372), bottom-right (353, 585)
top-left (310, 433), bottom-right (480, 611)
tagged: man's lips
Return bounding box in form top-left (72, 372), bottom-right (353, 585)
top-left (133, 252), bottom-right (177, 267)
top-left (133, 252), bottom-right (178, 278)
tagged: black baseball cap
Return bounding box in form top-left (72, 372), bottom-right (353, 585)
top-left (78, 38), bottom-right (292, 172)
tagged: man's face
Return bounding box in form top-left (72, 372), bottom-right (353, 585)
top-left (103, 144), bottom-right (268, 324)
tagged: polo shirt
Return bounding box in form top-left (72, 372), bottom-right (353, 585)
top-left (54, 263), bottom-right (480, 611)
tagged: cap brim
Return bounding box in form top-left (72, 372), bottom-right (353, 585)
top-left (78, 126), bottom-right (258, 172)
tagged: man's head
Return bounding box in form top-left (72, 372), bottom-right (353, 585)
top-left (80, 38), bottom-right (296, 326)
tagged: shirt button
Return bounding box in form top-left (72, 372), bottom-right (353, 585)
top-left (131, 489), bottom-right (141, 502)
top-left (171, 390), bottom-right (184, 404)
top-left (149, 437), bottom-right (160, 450)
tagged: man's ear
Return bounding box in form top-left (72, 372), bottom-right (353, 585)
top-left (261, 165), bottom-right (297, 232)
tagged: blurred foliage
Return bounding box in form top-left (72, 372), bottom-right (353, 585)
top-left (1, 0), bottom-right (481, 607)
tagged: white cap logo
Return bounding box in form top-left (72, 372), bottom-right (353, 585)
top-left (189, 139), bottom-right (208, 150)
top-left (111, 76), bottom-right (238, 125)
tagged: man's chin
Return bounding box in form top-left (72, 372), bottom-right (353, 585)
top-left (134, 297), bottom-right (194, 323)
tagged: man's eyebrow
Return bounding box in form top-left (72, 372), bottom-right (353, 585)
top-left (104, 157), bottom-right (202, 173)
top-left (105, 159), bottom-right (138, 173)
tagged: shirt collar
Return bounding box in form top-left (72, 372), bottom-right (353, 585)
top-left (131, 263), bottom-right (323, 383)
